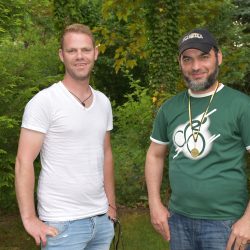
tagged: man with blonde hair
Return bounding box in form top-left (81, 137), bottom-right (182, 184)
top-left (15, 23), bottom-right (116, 250)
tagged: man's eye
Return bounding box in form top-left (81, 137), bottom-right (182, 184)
top-left (67, 49), bottom-right (76, 53)
top-left (82, 48), bottom-right (92, 52)
top-left (201, 55), bottom-right (209, 60)
top-left (183, 57), bottom-right (191, 62)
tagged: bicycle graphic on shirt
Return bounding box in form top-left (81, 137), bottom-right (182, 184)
top-left (173, 109), bottom-right (220, 160)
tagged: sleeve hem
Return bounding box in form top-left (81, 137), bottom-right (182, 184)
top-left (150, 137), bottom-right (169, 145)
top-left (21, 124), bottom-right (47, 134)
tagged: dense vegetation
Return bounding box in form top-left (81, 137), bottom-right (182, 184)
top-left (0, 0), bottom-right (249, 211)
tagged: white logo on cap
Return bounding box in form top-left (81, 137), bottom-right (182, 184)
top-left (182, 32), bottom-right (203, 42)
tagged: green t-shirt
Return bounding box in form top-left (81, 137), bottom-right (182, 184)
top-left (151, 85), bottom-right (250, 220)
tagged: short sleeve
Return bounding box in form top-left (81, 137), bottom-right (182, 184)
top-left (150, 106), bottom-right (169, 145)
top-left (22, 91), bottom-right (52, 134)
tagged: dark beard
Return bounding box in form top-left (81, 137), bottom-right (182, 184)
top-left (183, 59), bottom-right (219, 91)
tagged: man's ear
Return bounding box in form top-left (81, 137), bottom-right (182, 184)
top-left (94, 46), bottom-right (99, 61)
top-left (59, 49), bottom-right (64, 63)
top-left (217, 49), bottom-right (223, 66)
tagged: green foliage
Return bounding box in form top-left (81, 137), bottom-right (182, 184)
top-left (53, 0), bottom-right (101, 32)
top-left (178, 0), bottom-right (232, 33)
top-left (95, 0), bottom-right (148, 73)
top-left (0, 116), bottom-right (18, 209)
top-left (0, 0), bottom-right (55, 45)
top-left (21, 0), bottom-right (55, 46)
top-left (0, 0), bottom-right (26, 41)
top-left (53, 0), bottom-right (83, 31)
top-left (0, 37), bottom-right (61, 210)
top-left (93, 2), bottom-right (148, 104)
top-left (234, 0), bottom-right (250, 29)
top-left (231, 0), bottom-right (250, 93)
top-left (112, 72), bottom-right (154, 205)
top-left (93, 56), bottom-right (134, 105)
top-left (145, 0), bottom-right (179, 95)
top-left (95, 0), bottom-right (181, 106)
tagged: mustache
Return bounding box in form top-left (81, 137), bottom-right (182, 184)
top-left (191, 70), bottom-right (207, 73)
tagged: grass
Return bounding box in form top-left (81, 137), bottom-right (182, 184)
top-left (113, 207), bottom-right (169, 250)
top-left (0, 208), bottom-right (169, 250)
top-left (0, 212), bottom-right (37, 250)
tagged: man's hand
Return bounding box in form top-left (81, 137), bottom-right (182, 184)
top-left (226, 215), bottom-right (250, 250)
top-left (149, 203), bottom-right (170, 241)
top-left (23, 216), bottom-right (58, 247)
top-left (107, 204), bottom-right (117, 222)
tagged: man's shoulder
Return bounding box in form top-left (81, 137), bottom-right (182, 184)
top-left (92, 87), bottom-right (111, 104)
top-left (26, 82), bottom-right (61, 109)
top-left (222, 85), bottom-right (250, 102)
top-left (161, 90), bottom-right (187, 108)
top-left (32, 82), bottom-right (61, 99)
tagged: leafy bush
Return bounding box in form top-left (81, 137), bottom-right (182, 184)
top-left (112, 73), bottom-right (154, 205)
top-left (0, 39), bottom-right (61, 211)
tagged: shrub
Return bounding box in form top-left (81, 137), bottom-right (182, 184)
top-left (112, 74), bottom-right (154, 205)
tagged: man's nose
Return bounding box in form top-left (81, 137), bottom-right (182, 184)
top-left (76, 50), bottom-right (84, 59)
top-left (191, 59), bottom-right (201, 71)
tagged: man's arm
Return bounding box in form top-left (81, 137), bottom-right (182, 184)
top-left (103, 131), bottom-right (116, 220)
top-left (145, 141), bottom-right (170, 241)
top-left (226, 149), bottom-right (250, 250)
top-left (15, 128), bottom-right (57, 246)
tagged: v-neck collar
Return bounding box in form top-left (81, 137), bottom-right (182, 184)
top-left (59, 81), bottom-right (95, 110)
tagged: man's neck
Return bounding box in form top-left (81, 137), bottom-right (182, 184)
top-left (62, 77), bottom-right (90, 94)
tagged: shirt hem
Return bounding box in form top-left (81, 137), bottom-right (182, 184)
top-left (169, 207), bottom-right (240, 221)
top-left (39, 208), bottom-right (108, 222)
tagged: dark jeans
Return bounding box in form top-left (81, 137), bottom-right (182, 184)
top-left (168, 210), bottom-right (250, 250)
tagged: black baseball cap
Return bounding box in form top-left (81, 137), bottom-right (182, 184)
top-left (178, 28), bottom-right (218, 55)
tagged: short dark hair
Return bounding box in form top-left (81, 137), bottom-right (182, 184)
top-left (60, 23), bottom-right (95, 49)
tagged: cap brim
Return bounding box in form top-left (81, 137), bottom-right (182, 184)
top-left (179, 42), bottom-right (213, 55)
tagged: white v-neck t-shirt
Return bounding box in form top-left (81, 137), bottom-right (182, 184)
top-left (22, 81), bottom-right (113, 221)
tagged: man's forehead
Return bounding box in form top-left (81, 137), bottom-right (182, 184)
top-left (63, 32), bottom-right (94, 44)
top-left (63, 35), bottom-right (95, 49)
top-left (181, 48), bottom-right (211, 56)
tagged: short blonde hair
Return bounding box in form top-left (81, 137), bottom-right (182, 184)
top-left (60, 23), bottom-right (95, 49)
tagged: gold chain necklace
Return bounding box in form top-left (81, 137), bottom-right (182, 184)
top-left (69, 88), bottom-right (92, 107)
top-left (188, 81), bottom-right (219, 157)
